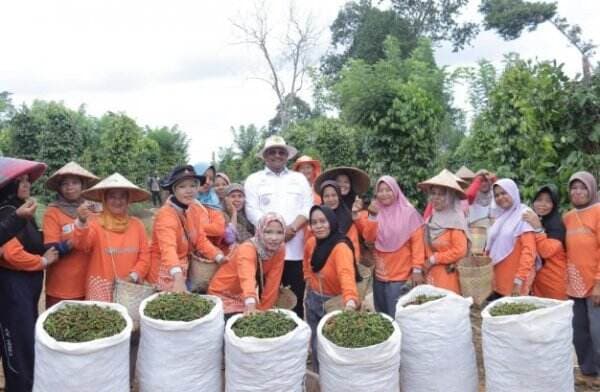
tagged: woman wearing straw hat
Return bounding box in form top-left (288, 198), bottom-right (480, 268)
top-left (315, 166), bottom-right (370, 211)
top-left (0, 157), bottom-right (58, 392)
top-left (72, 173), bottom-right (151, 302)
top-left (147, 165), bottom-right (227, 292)
top-left (43, 161), bottom-right (99, 308)
top-left (418, 169), bottom-right (469, 294)
top-left (293, 155), bottom-right (322, 204)
top-left (208, 212), bottom-right (286, 315)
top-left (352, 175), bottom-right (425, 317)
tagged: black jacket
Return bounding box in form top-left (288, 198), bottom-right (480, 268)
top-left (0, 209), bottom-right (27, 247)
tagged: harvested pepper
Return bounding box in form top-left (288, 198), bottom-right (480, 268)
top-left (232, 311), bottom-right (297, 338)
top-left (489, 302), bottom-right (541, 317)
top-left (323, 311), bottom-right (394, 348)
top-left (44, 304), bottom-right (126, 343)
top-left (406, 294), bottom-right (445, 306)
top-left (144, 293), bottom-right (215, 322)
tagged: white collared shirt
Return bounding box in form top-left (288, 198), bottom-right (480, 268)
top-left (244, 166), bottom-right (313, 260)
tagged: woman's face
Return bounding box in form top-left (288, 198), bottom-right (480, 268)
top-left (480, 178), bottom-right (491, 193)
top-left (322, 186), bottom-right (340, 210)
top-left (59, 175), bottom-right (83, 201)
top-left (429, 186), bottom-right (448, 212)
top-left (199, 168), bottom-right (215, 193)
top-left (533, 191), bottom-right (554, 217)
top-left (298, 163), bottom-right (314, 183)
top-left (310, 209), bottom-right (331, 240)
top-left (213, 176), bottom-right (229, 199)
top-left (173, 179), bottom-right (199, 205)
top-left (493, 185), bottom-right (513, 210)
top-left (335, 174), bottom-right (351, 196)
top-left (376, 182), bottom-right (395, 206)
top-left (105, 189), bottom-right (129, 215)
top-left (16, 175), bottom-right (31, 200)
top-left (263, 220), bottom-right (285, 251)
top-left (227, 190), bottom-right (245, 211)
top-left (569, 180), bottom-right (590, 207)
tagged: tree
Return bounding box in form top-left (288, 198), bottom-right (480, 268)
top-left (480, 0), bottom-right (596, 80)
top-left (216, 124), bottom-right (267, 182)
top-left (232, 0), bottom-right (319, 132)
top-left (145, 125), bottom-right (189, 175)
top-left (268, 94), bottom-right (313, 133)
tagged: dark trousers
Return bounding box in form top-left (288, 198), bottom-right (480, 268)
top-left (573, 297), bottom-right (600, 376)
top-left (372, 278), bottom-right (410, 318)
top-left (281, 259), bottom-right (305, 319)
top-left (304, 289), bottom-right (332, 372)
top-left (151, 191), bottom-right (162, 207)
top-left (0, 267), bottom-right (43, 392)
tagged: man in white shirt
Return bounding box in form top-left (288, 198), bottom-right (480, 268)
top-left (245, 135), bottom-right (313, 317)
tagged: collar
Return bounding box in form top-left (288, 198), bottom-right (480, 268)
top-left (264, 166), bottom-right (289, 177)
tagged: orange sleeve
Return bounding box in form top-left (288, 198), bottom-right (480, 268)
top-left (235, 244), bottom-right (259, 302)
top-left (516, 232), bottom-right (536, 282)
top-left (131, 220), bottom-right (151, 279)
top-left (535, 233), bottom-right (564, 260)
top-left (348, 224), bottom-right (361, 261)
top-left (303, 239), bottom-right (315, 281)
top-left (154, 211), bottom-right (183, 270)
top-left (42, 208), bottom-right (62, 244)
top-left (259, 249), bottom-right (285, 310)
top-left (204, 208), bottom-right (226, 238)
top-left (595, 212), bottom-right (600, 281)
top-left (410, 226), bottom-right (426, 269)
top-left (71, 221), bottom-right (96, 253)
top-left (194, 224), bottom-right (220, 261)
top-left (332, 243), bottom-right (359, 304)
top-left (354, 212), bottom-right (377, 243)
top-left (434, 229), bottom-right (468, 264)
top-left (1, 237), bottom-right (44, 271)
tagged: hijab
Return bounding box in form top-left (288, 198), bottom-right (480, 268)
top-left (533, 184), bottom-right (566, 245)
top-left (99, 191), bottom-right (130, 233)
top-left (250, 212), bottom-right (286, 261)
top-left (569, 171), bottom-right (599, 210)
top-left (194, 161), bottom-right (222, 210)
top-left (485, 179), bottom-right (535, 265)
top-left (469, 178), bottom-right (494, 223)
top-left (427, 188), bottom-right (469, 242)
top-left (309, 205), bottom-right (358, 281)
top-left (374, 176), bottom-right (424, 252)
top-left (319, 180), bottom-right (353, 234)
top-left (337, 173), bottom-right (357, 210)
top-left (48, 194), bottom-right (83, 219)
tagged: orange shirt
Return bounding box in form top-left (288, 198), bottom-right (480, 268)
top-left (425, 229), bottom-right (468, 294)
top-left (564, 204), bottom-right (600, 298)
top-left (196, 203), bottom-right (225, 242)
top-left (312, 192), bottom-right (322, 205)
top-left (72, 217), bottom-right (150, 302)
top-left (42, 206), bottom-right (90, 299)
top-left (303, 238), bottom-right (358, 304)
top-left (492, 232), bottom-right (536, 296)
top-left (0, 237), bottom-right (44, 271)
top-left (149, 202), bottom-right (221, 290)
top-left (305, 223), bottom-right (362, 262)
top-left (531, 233), bottom-right (567, 300)
top-left (355, 214), bottom-right (425, 282)
top-left (208, 242), bottom-right (285, 310)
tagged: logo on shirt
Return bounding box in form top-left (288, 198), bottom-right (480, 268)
top-left (62, 224), bottom-right (74, 234)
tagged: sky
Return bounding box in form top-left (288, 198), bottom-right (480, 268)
top-left (2, 0), bottom-right (598, 162)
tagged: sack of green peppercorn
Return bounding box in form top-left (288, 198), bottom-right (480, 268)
top-left (395, 285), bottom-right (478, 392)
top-left (33, 300), bottom-right (133, 392)
top-left (317, 310), bottom-right (401, 392)
top-left (136, 292), bottom-right (224, 392)
top-left (481, 296), bottom-right (574, 392)
top-left (224, 309), bottom-right (310, 392)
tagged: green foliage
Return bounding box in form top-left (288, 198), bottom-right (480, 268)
top-left (144, 293), bottom-right (215, 322)
top-left (406, 295), bottom-right (445, 306)
top-left (44, 304), bottom-right (126, 343)
top-left (489, 302), bottom-right (542, 317)
top-left (480, 0), bottom-right (557, 40)
top-left (231, 311), bottom-right (297, 338)
top-left (216, 124), bottom-right (266, 182)
top-left (145, 125), bottom-right (189, 176)
top-left (323, 310), bottom-right (394, 348)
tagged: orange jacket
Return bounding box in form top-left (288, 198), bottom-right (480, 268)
top-left (72, 217), bottom-right (150, 302)
top-left (564, 204), bottom-right (600, 298)
top-left (492, 232), bottom-right (536, 296)
top-left (531, 233), bottom-right (567, 300)
top-left (303, 237), bottom-right (359, 304)
top-left (425, 229), bottom-right (468, 294)
top-left (208, 241), bottom-right (285, 310)
top-left (43, 206), bottom-right (90, 299)
top-left (355, 213), bottom-right (425, 282)
top-left (0, 237), bottom-right (44, 271)
top-left (148, 202), bottom-right (221, 290)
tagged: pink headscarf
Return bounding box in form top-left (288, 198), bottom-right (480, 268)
top-left (485, 179), bottom-right (535, 265)
top-left (374, 176), bottom-right (424, 252)
top-left (251, 212), bottom-right (286, 260)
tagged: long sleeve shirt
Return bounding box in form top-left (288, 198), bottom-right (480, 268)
top-left (0, 210), bottom-right (26, 247)
top-left (531, 233), bottom-right (567, 300)
top-left (244, 167), bottom-right (313, 260)
top-left (425, 229), bottom-right (468, 294)
top-left (492, 232), bottom-right (536, 296)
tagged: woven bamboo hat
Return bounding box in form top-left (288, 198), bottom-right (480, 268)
top-left (313, 166), bottom-right (370, 195)
top-left (46, 161), bottom-right (99, 192)
top-left (418, 169), bottom-right (467, 199)
top-left (82, 173), bottom-right (150, 203)
top-left (455, 166), bottom-right (476, 181)
top-left (0, 157), bottom-right (47, 189)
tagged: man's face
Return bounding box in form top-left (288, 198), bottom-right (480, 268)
top-left (264, 147), bottom-right (289, 172)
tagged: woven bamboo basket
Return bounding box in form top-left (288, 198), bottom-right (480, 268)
top-left (457, 255), bottom-right (493, 306)
top-left (275, 286), bottom-right (297, 310)
top-left (112, 279), bottom-right (156, 330)
top-left (188, 256), bottom-right (219, 293)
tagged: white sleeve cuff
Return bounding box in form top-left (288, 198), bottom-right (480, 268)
top-left (429, 255), bottom-right (436, 265)
top-left (215, 254), bottom-right (225, 264)
top-left (129, 272), bottom-right (139, 283)
top-left (169, 267), bottom-right (183, 276)
top-left (41, 257), bottom-right (48, 269)
top-left (513, 278), bottom-right (523, 286)
top-left (345, 300), bottom-right (357, 309)
top-left (244, 297), bottom-right (256, 305)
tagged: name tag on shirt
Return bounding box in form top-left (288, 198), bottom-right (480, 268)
top-left (62, 224), bottom-right (74, 234)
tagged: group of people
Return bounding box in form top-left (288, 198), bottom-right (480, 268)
top-left (0, 133), bottom-right (599, 389)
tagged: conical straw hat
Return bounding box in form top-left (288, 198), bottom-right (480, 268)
top-left (313, 166), bottom-right (370, 195)
top-left (82, 173), bottom-right (150, 203)
top-left (418, 169), bottom-right (467, 199)
top-left (455, 166), bottom-right (476, 180)
top-left (0, 157), bottom-right (46, 189)
top-left (46, 161), bottom-right (99, 192)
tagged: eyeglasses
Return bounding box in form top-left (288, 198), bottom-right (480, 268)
top-left (266, 148), bottom-right (288, 157)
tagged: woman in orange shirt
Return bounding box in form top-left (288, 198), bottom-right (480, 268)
top-left (149, 165), bottom-right (226, 292)
top-left (522, 184), bottom-right (567, 300)
top-left (563, 171), bottom-right (600, 378)
top-left (352, 175), bottom-right (425, 317)
top-left (208, 212), bottom-right (286, 315)
top-left (418, 170), bottom-right (469, 294)
top-left (486, 179), bottom-right (537, 298)
top-left (304, 205), bottom-right (359, 371)
top-left (72, 173), bottom-right (151, 302)
top-left (43, 161), bottom-right (99, 308)
top-left (293, 155), bottom-right (322, 204)
top-left (0, 158), bottom-right (58, 392)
